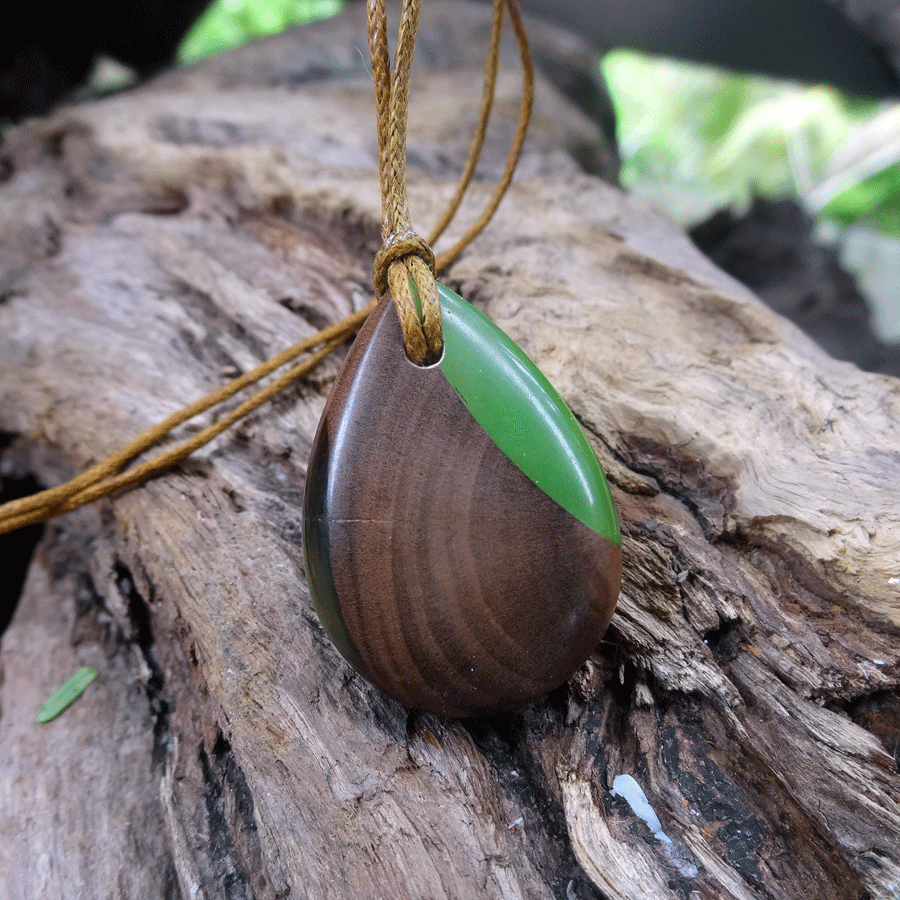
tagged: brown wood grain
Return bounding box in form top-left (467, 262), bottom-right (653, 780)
top-left (303, 295), bottom-right (621, 717)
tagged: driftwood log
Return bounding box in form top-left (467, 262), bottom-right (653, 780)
top-left (1, 3), bottom-right (898, 898)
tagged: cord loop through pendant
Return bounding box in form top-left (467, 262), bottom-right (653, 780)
top-left (372, 232), bottom-right (436, 298)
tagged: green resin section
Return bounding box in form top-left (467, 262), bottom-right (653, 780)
top-left (437, 283), bottom-right (620, 545)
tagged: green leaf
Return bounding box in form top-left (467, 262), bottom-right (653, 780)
top-left (823, 163), bottom-right (900, 236)
top-left (36, 667), bottom-right (98, 724)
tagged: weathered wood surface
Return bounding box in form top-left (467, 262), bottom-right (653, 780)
top-left (0, 3), bottom-right (898, 899)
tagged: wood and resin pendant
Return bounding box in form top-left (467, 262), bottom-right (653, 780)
top-left (302, 284), bottom-right (621, 717)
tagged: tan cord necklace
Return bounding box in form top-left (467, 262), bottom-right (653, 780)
top-left (0, 0), bottom-right (533, 537)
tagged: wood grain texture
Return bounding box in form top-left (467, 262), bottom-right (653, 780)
top-left (0, 3), bottom-right (898, 899)
top-left (303, 295), bottom-right (621, 717)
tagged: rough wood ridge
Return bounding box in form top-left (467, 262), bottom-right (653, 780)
top-left (0, 3), bottom-right (897, 899)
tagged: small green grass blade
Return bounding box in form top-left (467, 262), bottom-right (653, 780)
top-left (36, 667), bottom-right (98, 723)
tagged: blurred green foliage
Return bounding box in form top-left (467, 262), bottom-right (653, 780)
top-left (603, 49), bottom-right (900, 236)
top-left (178, 0), bottom-right (344, 64)
top-left (823, 164), bottom-right (900, 236)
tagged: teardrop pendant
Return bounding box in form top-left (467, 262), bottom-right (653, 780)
top-left (302, 284), bottom-right (621, 717)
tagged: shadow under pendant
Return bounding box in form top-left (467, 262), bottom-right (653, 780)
top-left (302, 284), bottom-right (621, 717)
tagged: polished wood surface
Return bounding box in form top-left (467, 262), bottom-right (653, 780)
top-left (303, 296), bottom-right (621, 717)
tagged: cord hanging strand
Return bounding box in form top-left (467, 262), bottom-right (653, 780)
top-left (367, 0), bottom-right (533, 362)
top-left (432, 0), bottom-right (534, 272)
top-left (368, 0), bottom-right (442, 365)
